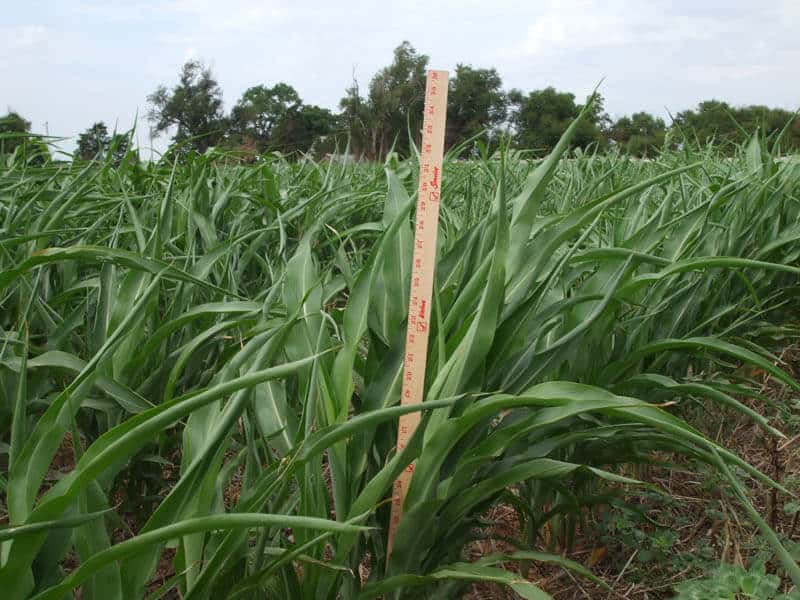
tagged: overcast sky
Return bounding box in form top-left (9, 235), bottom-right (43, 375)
top-left (2, 0), bottom-right (799, 154)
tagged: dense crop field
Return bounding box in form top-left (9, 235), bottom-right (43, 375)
top-left (2, 112), bottom-right (800, 599)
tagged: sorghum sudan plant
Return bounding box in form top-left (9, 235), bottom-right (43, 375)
top-left (1, 105), bottom-right (799, 598)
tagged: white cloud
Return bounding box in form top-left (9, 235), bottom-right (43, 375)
top-left (148, 0), bottom-right (291, 60)
top-left (159, 0), bottom-right (289, 31)
top-left (4, 25), bottom-right (47, 49)
top-left (0, 24), bottom-right (50, 64)
top-left (74, 0), bottom-right (289, 27)
top-left (499, 0), bottom-right (716, 58)
top-left (781, 0), bottom-right (800, 19)
top-left (687, 63), bottom-right (784, 82)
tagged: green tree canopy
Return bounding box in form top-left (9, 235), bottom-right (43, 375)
top-left (230, 83), bottom-right (301, 151)
top-left (147, 60), bottom-right (226, 153)
top-left (446, 64), bottom-right (507, 154)
top-left (108, 133), bottom-right (132, 166)
top-left (76, 122), bottom-right (110, 160)
top-left (508, 87), bottom-right (607, 154)
top-left (229, 84), bottom-right (337, 156)
top-left (132, 47), bottom-right (799, 160)
top-left (674, 100), bottom-right (738, 148)
top-left (76, 122), bottom-right (132, 165)
top-left (368, 41), bottom-right (428, 159)
top-left (271, 104), bottom-right (337, 155)
top-left (338, 81), bottom-right (372, 158)
top-left (675, 100), bottom-right (800, 153)
top-left (340, 41), bottom-right (428, 160)
top-left (0, 111), bottom-right (32, 154)
top-left (609, 112), bottom-right (666, 157)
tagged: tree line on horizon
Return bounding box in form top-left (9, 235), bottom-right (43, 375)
top-left (2, 41), bottom-right (799, 162)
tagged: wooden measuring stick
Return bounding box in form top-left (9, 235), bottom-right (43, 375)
top-left (387, 69), bottom-right (449, 556)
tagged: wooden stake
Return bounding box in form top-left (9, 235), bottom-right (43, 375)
top-left (387, 69), bottom-right (449, 556)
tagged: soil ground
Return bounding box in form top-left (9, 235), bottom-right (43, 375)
top-left (467, 347), bottom-right (800, 599)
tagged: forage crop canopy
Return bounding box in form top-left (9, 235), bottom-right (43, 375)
top-left (1, 114), bottom-right (799, 599)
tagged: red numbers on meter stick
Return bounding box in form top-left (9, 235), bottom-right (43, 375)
top-left (387, 69), bottom-right (449, 557)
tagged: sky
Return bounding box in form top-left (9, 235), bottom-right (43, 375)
top-left (2, 0), bottom-right (799, 155)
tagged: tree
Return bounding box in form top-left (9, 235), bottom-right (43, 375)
top-left (339, 80), bottom-right (374, 158)
top-left (340, 41), bottom-right (429, 160)
top-left (76, 122), bottom-right (110, 160)
top-left (673, 100), bottom-right (738, 149)
top-left (147, 60), bottom-right (226, 153)
top-left (368, 41), bottom-right (428, 159)
top-left (737, 106), bottom-right (800, 153)
top-left (508, 87), bottom-right (607, 154)
top-left (0, 112), bottom-right (50, 165)
top-left (674, 101), bottom-right (800, 153)
top-left (446, 64), bottom-right (507, 154)
top-left (108, 132), bottom-right (132, 166)
top-left (76, 122), bottom-right (132, 165)
top-left (228, 84), bottom-right (337, 156)
top-left (0, 111), bottom-right (32, 154)
top-left (271, 104), bottom-right (337, 155)
top-left (609, 112), bottom-right (666, 157)
top-left (229, 83), bottom-right (301, 152)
